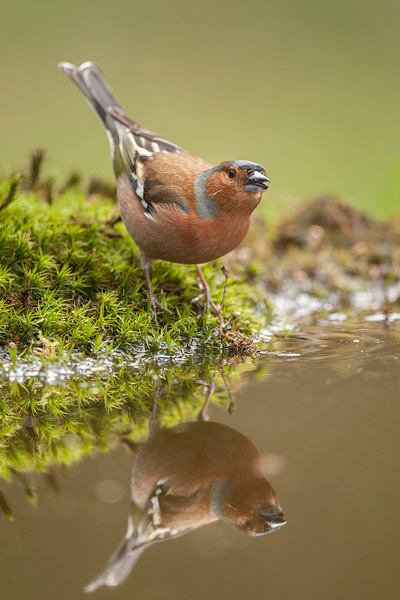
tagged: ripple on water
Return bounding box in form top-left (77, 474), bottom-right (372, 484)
top-left (265, 321), bottom-right (400, 366)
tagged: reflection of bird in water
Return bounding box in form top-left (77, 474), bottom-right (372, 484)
top-left (85, 395), bottom-right (285, 592)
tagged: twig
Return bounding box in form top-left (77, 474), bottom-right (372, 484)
top-left (0, 175), bottom-right (20, 211)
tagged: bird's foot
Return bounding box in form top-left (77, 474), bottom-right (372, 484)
top-left (142, 262), bottom-right (173, 323)
top-left (150, 296), bottom-right (173, 322)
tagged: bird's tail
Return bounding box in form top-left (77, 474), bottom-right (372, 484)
top-left (84, 535), bottom-right (148, 593)
top-left (84, 501), bottom-right (158, 593)
top-left (58, 61), bottom-right (121, 147)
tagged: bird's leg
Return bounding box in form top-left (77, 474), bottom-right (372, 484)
top-left (193, 264), bottom-right (218, 313)
top-left (220, 357), bottom-right (235, 414)
top-left (151, 392), bottom-right (159, 422)
top-left (198, 375), bottom-right (216, 421)
top-left (141, 260), bottom-right (173, 320)
top-left (218, 266), bottom-right (229, 340)
top-left (149, 382), bottom-right (167, 434)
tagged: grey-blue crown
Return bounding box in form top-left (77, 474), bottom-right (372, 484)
top-left (217, 160), bottom-right (265, 173)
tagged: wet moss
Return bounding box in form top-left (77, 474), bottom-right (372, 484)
top-left (0, 154), bottom-right (271, 356)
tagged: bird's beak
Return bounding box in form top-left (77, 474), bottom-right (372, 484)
top-left (259, 506), bottom-right (286, 531)
top-left (244, 171), bottom-right (270, 192)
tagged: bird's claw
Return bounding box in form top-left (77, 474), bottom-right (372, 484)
top-left (150, 298), bottom-right (173, 322)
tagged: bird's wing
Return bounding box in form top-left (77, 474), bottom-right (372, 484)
top-left (110, 105), bottom-right (186, 212)
top-left (109, 106), bottom-right (211, 215)
top-left (153, 477), bottom-right (206, 499)
top-left (109, 106), bottom-right (183, 153)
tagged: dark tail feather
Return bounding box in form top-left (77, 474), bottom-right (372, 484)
top-left (58, 61), bottom-right (121, 145)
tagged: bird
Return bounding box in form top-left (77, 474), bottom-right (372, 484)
top-left (84, 392), bottom-right (285, 591)
top-left (58, 62), bottom-right (270, 319)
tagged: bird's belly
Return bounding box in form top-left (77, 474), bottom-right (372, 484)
top-left (133, 219), bottom-right (246, 264)
top-left (140, 232), bottom-right (241, 264)
top-left (117, 179), bottom-right (249, 264)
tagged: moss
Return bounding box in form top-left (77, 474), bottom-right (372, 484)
top-left (0, 349), bottom-right (261, 518)
top-left (0, 155), bottom-right (274, 514)
top-left (0, 157), bottom-right (271, 355)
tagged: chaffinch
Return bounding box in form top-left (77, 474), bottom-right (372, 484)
top-left (58, 61), bottom-right (269, 318)
top-left (84, 401), bottom-right (285, 592)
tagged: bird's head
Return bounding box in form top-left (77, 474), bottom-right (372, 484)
top-left (210, 477), bottom-right (286, 536)
top-left (204, 160), bottom-right (269, 214)
top-left (234, 504), bottom-right (286, 536)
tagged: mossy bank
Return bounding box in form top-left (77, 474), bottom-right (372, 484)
top-left (0, 153), bottom-right (272, 361)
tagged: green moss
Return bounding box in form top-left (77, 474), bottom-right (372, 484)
top-left (0, 349), bottom-right (262, 519)
top-left (0, 158), bottom-right (274, 514)
top-left (0, 166), bottom-right (271, 355)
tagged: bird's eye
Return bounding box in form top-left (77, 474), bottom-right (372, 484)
top-left (228, 168), bottom-right (236, 179)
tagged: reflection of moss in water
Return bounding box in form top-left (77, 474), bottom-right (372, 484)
top-left (0, 154), bottom-right (271, 353)
top-left (0, 154), bottom-right (271, 518)
top-left (0, 354), bottom-right (258, 517)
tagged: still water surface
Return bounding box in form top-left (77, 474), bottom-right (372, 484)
top-left (1, 321), bottom-right (399, 600)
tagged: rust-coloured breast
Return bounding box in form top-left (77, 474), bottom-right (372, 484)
top-left (117, 175), bottom-right (252, 264)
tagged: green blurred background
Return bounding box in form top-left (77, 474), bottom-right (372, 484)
top-left (1, 0), bottom-right (399, 218)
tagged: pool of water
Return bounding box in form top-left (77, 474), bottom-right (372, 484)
top-left (1, 320), bottom-right (399, 600)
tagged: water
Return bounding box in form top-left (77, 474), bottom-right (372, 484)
top-left (1, 320), bottom-right (399, 600)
